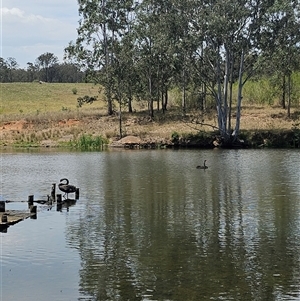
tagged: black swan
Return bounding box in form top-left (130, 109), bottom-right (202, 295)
top-left (196, 160), bottom-right (208, 169)
top-left (58, 178), bottom-right (77, 199)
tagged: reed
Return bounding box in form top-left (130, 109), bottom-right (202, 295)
top-left (73, 134), bottom-right (108, 150)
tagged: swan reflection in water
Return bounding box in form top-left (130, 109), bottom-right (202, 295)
top-left (58, 178), bottom-right (77, 199)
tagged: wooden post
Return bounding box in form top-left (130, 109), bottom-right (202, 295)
top-left (0, 201), bottom-right (5, 212)
top-left (75, 188), bottom-right (80, 200)
top-left (56, 203), bottom-right (62, 212)
top-left (47, 195), bottom-right (52, 205)
top-left (1, 214), bottom-right (8, 223)
top-left (57, 194), bottom-right (62, 203)
top-left (30, 205), bottom-right (37, 214)
top-left (28, 195), bottom-right (34, 206)
top-left (30, 205), bottom-right (37, 220)
top-left (51, 184), bottom-right (56, 202)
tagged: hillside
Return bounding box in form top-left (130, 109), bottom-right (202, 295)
top-left (0, 83), bottom-right (299, 148)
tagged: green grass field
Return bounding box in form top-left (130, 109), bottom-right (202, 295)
top-left (1, 77), bottom-right (300, 117)
top-left (0, 82), bottom-right (104, 116)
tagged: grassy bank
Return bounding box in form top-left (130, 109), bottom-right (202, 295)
top-left (0, 82), bottom-right (103, 116)
top-left (1, 82), bottom-right (300, 148)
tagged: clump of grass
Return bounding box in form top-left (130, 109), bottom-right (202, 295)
top-left (73, 134), bottom-right (108, 150)
top-left (53, 129), bottom-right (61, 138)
top-left (28, 132), bottom-right (37, 142)
top-left (171, 131), bottom-right (180, 144)
top-left (41, 130), bottom-right (52, 139)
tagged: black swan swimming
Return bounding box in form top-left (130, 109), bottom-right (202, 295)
top-left (196, 160), bottom-right (208, 169)
top-left (58, 178), bottom-right (77, 199)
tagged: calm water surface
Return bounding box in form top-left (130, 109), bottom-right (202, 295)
top-left (0, 148), bottom-right (300, 301)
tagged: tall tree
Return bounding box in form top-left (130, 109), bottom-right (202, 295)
top-left (133, 0), bottom-right (183, 117)
top-left (133, 0), bottom-right (159, 118)
top-left (36, 52), bottom-right (58, 82)
top-left (65, 0), bottom-right (135, 115)
top-left (64, 0), bottom-right (300, 145)
top-left (6, 57), bottom-right (19, 82)
top-left (188, 0), bottom-right (275, 146)
top-left (259, 0), bottom-right (300, 116)
top-left (26, 62), bottom-right (39, 82)
top-left (0, 57), bottom-right (9, 82)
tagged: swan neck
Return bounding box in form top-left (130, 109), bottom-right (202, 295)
top-left (60, 178), bottom-right (69, 185)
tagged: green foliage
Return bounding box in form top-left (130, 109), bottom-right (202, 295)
top-left (61, 106), bottom-right (70, 112)
top-left (72, 88), bottom-right (77, 95)
top-left (74, 134), bottom-right (108, 150)
top-left (292, 121), bottom-right (300, 147)
top-left (242, 72), bottom-right (300, 106)
top-left (77, 95), bottom-right (98, 107)
top-left (64, 0), bottom-right (300, 143)
top-left (36, 52), bottom-right (58, 82)
top-left (182, 132), bottom-right (213, 147)
top-left (243, 79), bottom-right (276, 105)
top-left (291, 73), bottom-right (300, 106)
top-left (243, 129), bottom-right (300, 148)
top-left (171, 131), bottom-right (180, 144)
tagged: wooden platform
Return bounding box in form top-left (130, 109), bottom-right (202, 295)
top-left (0, 210), bottom-right (36, 232)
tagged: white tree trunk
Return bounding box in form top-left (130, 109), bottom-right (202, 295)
top-left (233, 50), bottom-right (245, 139)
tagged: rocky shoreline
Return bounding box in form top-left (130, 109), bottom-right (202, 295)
top-left (110, 129), bottom-right (300, 149)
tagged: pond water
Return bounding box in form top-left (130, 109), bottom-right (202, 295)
top-left (0, 148), bottom-right (300, 301)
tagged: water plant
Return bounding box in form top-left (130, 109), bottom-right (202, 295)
top-left (74, 134), bottom-right (108, 150)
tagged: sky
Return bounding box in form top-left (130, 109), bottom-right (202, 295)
top-left (1, 0), bottom-right (79, 68)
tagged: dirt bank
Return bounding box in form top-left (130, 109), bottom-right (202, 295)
top-left (0, 107), bottom-right (299, 148)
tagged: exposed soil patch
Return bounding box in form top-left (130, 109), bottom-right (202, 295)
top-left (0, 107), bottom-right (299, 148)
top-left (2, 120), bottom-right (30, 132)
top-left (58, 119), bottom-right (80, 127)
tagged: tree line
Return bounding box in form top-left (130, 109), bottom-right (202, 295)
top-left (1, 1), bottom-right (300, 146)
top-left (65, 0), bottom-right (300, 146)
top-left (0, 53), bottom-right (86, 83)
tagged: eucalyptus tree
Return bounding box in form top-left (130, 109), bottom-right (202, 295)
top-left (148, 0), bottom-right (194, 113)
top-left (6, 57), bottom-right (19, 82)
top-left (132, 0), bottom-right (190, 117)
top-left (133, 0), bottom-right (162, 118)
top-left (65, 0), bottom-right (135, 116)
top-left (259, 0), bottom-right (300, 116)
top-left (169, 0), bottom-right (201, 114)
top-left (26, 62), bottom-right (39, 82)
top-left (0, 57), bottom-right (9, 82)
top-left (107, 0), bottom-right (139, 116)
top-left (36, 52), bottom-right (58, 82)
top-left (189, 0), bottom-right (276, 146)
top-left (108, 22), bottom-right (139, 137)
top-left (112, 33), bottom-right (138, 112)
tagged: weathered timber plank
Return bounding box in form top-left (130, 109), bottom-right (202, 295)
top-left (0, 210), bottom-right (36, 229)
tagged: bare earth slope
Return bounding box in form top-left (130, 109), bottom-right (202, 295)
top-left (1, 106), bottom-right (299, 147)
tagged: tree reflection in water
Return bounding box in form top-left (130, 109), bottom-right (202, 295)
top-left (66, 150), bottom-right (300, 301)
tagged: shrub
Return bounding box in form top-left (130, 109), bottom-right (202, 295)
top-left (171, 131), bottom-right (180, 144)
